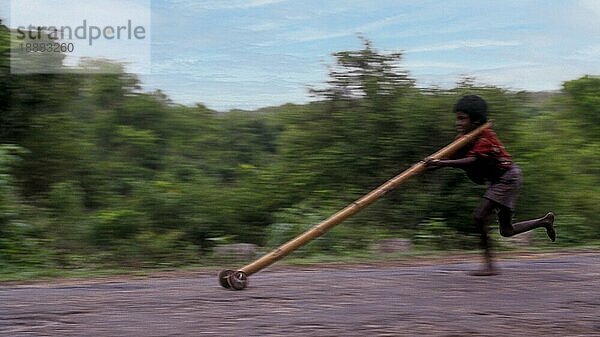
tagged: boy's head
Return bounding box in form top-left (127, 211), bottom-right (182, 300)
top-left (453, 95), bottom-right (488, 124)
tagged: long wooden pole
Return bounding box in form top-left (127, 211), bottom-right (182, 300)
top-left (238, 122), bottom-right (492, 276)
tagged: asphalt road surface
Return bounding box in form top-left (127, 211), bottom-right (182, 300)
top-left (1, 252), bottom-right (599, 336)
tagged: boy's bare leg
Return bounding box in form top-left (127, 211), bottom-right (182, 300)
top-left (498, 208), bottom-right (556, 242)
top-left (469, 241), bottom-right (497, 276)
top-left (471, 199), bottom-right (499, 276)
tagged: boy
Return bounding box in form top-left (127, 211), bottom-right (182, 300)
top-left (425, 95), bottom-right (555, 276)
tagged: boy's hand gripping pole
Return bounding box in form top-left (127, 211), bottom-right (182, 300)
top-left (219, 122), bottom-right (492, 290)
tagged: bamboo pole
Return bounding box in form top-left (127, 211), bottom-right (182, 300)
top-left (238, 122), bottom-right (492, 276)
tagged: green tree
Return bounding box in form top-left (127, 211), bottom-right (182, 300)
top-left (512, 76), bottom-right (600, 244)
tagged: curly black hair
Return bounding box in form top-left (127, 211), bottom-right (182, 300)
top-left (453, 95), bottom-right (488, 124)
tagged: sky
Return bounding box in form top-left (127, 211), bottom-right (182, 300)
top-left (2, 0), bottom-right (600, 111)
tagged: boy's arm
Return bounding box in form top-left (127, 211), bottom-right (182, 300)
top-left (425, 156), bottom-right (476, 169)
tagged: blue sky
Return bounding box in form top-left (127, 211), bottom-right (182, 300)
top-left (3, 1), bottom-right (600, 111)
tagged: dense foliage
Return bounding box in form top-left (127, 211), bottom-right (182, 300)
top-left (1, 25), bottom-right (599, 272)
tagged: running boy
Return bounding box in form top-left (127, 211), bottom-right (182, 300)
top-left (425, 95), bottom-right (555, 276)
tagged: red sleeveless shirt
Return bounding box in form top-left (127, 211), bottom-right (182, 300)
top-left (454, 128), bottom-right (513, 184)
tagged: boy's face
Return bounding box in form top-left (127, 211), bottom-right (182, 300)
top-left (455, 111), bottom-right (478, 134)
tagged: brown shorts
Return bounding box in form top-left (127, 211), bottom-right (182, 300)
top-left (484, 164), bottom-right (522, 210)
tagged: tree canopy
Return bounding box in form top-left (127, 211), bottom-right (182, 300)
top-left (1, 29), bottom-right (598, 272)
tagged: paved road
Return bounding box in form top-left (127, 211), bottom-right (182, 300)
top-left (1, 253), bottom-right (599, 336)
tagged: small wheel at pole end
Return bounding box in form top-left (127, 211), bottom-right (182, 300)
top-left (218, 269), bottom-right (235, 289)
top-left (227, 271), bottom-right (248, 290)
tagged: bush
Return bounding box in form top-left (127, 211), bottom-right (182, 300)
top-left (265, 204), bottom-right (378, 257)
top-left (132, 230), bottom-right (198, 266)
top-left (413, 218), bottom-right (476, 250)
top-left (550, 214), bottom-right (589, 246)
top-left (89, 209), bottom-right (145, 247)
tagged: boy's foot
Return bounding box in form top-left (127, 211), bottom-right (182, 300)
top-left (544, 212), bottom-right (556, 242)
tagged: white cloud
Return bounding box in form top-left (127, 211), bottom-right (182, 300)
top-left (281, 27), bottom-right (354, 43)
top-left (10, 0), bottom-right (150, 27)
top-left (537, 0), bottom-right (600, 35)
top-left (240, 0), bottom-right (287, 8)
top-left (404, 60), bottom-right (463, 70)
top-left (408, 40), bottom-right (522, 53)
top-left (166, 0), bottom-right (288, 10)
top-left (144, 1), bottom-right (600, 110)
top-left (579, 0), bottom-right (600, 17)
top-left (142, 75), bottom-right (314, 111)
top-left (355, 14), bottom-right (409, 33)
top-left (469, 63), bottom-right (589, 91)
top-left (280, 14), bottom-right (409, 43)
top-left (567, 45), bottom-right (600, 62)
top-left (245, 21), bottom-right (280, 32)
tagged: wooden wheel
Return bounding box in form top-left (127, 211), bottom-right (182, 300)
top-left (218, 269), bottom-right (235, 289)
top-left (227, 271), bottom-right (248, 290)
